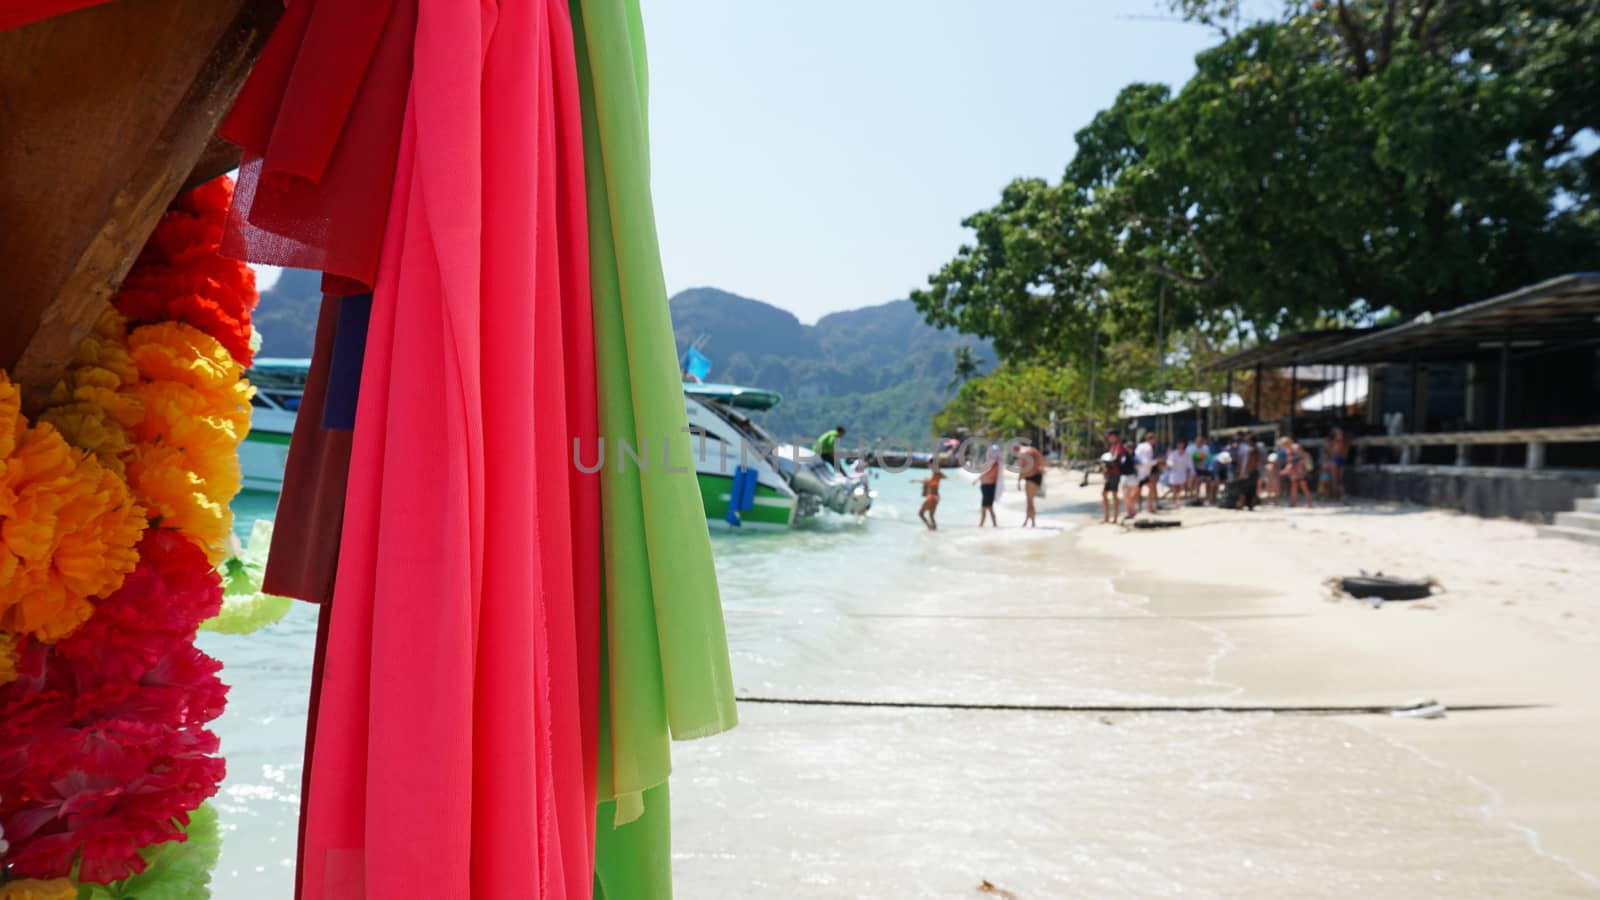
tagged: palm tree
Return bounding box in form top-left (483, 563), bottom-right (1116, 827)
top-left (947, 346), bottom-right (983, 390)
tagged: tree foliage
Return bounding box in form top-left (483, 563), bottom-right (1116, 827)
top-left (913, 0), bottom-right (1600, 366)
top-left (930, 329), bottom-right (1227, 449)
top-left (947, 345), bottom-right (985, 389)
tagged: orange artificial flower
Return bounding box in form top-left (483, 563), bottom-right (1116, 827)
top-left (0, 878), bottom-right (76, 900)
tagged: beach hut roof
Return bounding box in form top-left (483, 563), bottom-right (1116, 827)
top-left (1119, 389), bottom-right (1245, 419)
top-left (1298, 273), bottom-right (1600, 365)
top-left (1203, 273), bottom-right (1600, 373)
top-left (1199, 328), bottom-right (1385, 374)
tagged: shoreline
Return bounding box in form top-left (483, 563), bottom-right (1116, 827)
top-left (1050, 477), bottom-right (1600, 885)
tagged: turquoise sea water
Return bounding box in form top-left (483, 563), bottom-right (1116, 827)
top-left (204, 472), bottom-right (953, 893)
top-left (204, 473), bottom-right (1596, 898)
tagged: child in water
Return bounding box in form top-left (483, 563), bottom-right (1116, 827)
top-left (917, 467), bottom-right (945, 530)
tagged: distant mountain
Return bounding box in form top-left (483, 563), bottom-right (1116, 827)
top-left (249, 275), bottom-right (993, 440)
top-left (671, 287), bottom-right (994, 443)
top-left (253, 268), bottom-right (322, 358)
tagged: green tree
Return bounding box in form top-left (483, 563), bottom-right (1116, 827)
top-left (913, 0), bottom-right (1600, 364)
top-left (947, 345), bottom-right (985, 390)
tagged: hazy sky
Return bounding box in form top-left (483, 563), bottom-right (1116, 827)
top-left (253, 2), bottom-right (1219, 322)
top-left (646, 0), bottom-right (1217, 322)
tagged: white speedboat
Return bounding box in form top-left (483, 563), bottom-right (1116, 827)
top-left (684, 383), bottom-right (872, 529)
top-left (239, 357), bottom-right (306, 492)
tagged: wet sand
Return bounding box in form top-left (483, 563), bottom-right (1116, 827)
top-left (668, 473), bottom-right (1600, 897)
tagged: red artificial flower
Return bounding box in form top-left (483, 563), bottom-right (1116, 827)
top-left (136, 212), bottom-right (224, 270)
top-left (115, 178), bottom-right (259, 367)
top-left (0, 530), bottom-right (228, 883)
top-left (173, 176), bottom-right (234, 226)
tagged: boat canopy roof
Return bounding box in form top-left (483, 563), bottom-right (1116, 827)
top-left (684, 382), bottom-right (782, 411)
top-left (250, 357), bottom-right (311, 391)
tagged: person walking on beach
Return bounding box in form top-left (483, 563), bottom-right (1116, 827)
top-left (977, 444), bottom-right (1002, 527)
top-left (1190, 436), bottom-right (1211, 501)
top-left (1135, 432), bottom-right (1158, 514)
top-left (814, 424), bottom-right (845, 472)
top-left (1017, 440), bottom-right (1046, 528)
top-left (1102, 430), bottom-right (1130, 524)
top-left (1197, 436), bottom-right (1221, 504)
top-left (1325, 427), bottom-right (1349, 501)
top-left (1282, 435), bottom-right (1314, 507)
top-left (1121, 437), bottom-right (1143, 521)
top-left (1164, 440), bottom-right (1193, 505)
top-left (917, 466), bottom-right (945, 530)
top-left (1236, 436), bottom-right (1262, 511)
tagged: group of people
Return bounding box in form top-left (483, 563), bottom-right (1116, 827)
top-left (916, 441), bottom-right (1049, 531)
top-left (1099, 427), bottom-right (1350, 523)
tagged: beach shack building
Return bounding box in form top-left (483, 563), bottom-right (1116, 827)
top-left (1205, 274), bottom-right (1600, 531)
top-left (1119, 389), bottom-right (1245, 447)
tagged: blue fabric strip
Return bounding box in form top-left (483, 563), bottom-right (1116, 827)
top-left (321, 293), bottom-right (372, 431)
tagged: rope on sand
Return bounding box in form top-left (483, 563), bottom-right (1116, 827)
top-left (733, 697), bottom-right (1543, 716)
top-left (844, 612), bottom-right (1311, 622)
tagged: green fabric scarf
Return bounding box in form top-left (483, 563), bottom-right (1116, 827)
top-left (572, 0), bottom-right (738, 894)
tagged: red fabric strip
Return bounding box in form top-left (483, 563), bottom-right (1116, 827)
top-left (0, 0), bottom-right (115, 33)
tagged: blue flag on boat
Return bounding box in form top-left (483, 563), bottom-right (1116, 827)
top-left (683, 345), bottom-right (713, 382)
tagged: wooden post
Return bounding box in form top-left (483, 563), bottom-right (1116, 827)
top-left (1339, 363), bottom-right (1349, 423)
top-left (1496, 342), bottom-right (1511, 466)
top-left (1224, 368), bottom-right (1235, 431)
top-left (1253, 362), bottom-right (1263, 424)
top-left (1409, 357), bottom-right (1425, 431)
top-left (1289, 362), bottom-right (1298, 435)
top-left (0, 0), bottom-right (281, 385)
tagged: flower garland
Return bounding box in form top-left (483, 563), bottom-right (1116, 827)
top-left (0, 532), bottom-right (226, 884)
top-left (0, 176), bottom-right (256, 893)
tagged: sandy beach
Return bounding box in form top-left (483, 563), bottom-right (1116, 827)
top-left (661, 472), bottom-right (1600, 898)
top-left (1068, 477), bottom-right (1600, 882)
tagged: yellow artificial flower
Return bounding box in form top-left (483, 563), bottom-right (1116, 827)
top-left (36, 402), bottom-right (133, 475)
top-left (39, 312), bottom-right (142, 474)
top-left (120, 323), bottom-right (250, 561)
top-left (0, 374), bottom-right (144, 643)
top-left (74, 310), bottom-right (141, 385)
top-left (0, 879), bottom-right (77, 900)
top-left (128, 321), bottom-right (241, 393)
top-left (125, 442), bottom-right (229, 563)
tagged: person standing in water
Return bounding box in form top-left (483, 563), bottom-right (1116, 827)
top-left (1016, 440), bottom-right (1047, 528)
top-left (814, 424), bottom-right (845, 472)
top-left (977, 444), bottom-right (1002, 527)
top-left (917, 466), bottom-right (945, 530)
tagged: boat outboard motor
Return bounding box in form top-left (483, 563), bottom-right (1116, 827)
top-left (777, 447), bottom-right (873, 517)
